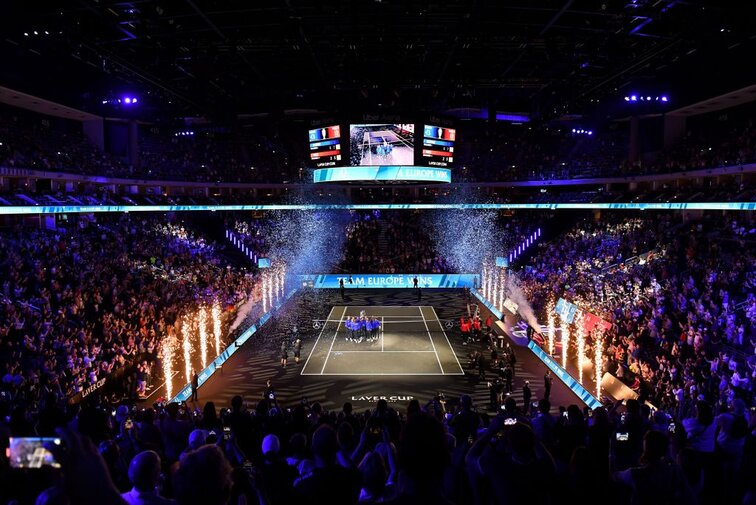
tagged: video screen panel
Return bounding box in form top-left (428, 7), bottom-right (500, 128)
top-left (349, 124), bottom-right (415, 166)
top-left (422, 125), bottom-right (456, 167)
top-left (308, 125), bottom-right (342, 167)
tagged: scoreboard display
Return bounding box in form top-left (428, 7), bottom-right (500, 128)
top-left (422, 125), bottom-right (456, 167)
top-left (308, 125), bottom-right (342, 167)
top-left (307, 119), bottom-right (458, 179)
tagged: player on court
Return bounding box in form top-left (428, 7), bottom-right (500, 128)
top-left (370, 316), bottom-right (381, 342)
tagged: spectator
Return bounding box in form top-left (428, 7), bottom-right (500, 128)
top-left (293, 424), bottom-right (361, 505)
top-left (121, 450), bottom-right (176, 505)
top-left (612, 430), bottom-right (696, 505)
top-left (173, 445), bottom-right (233, 505)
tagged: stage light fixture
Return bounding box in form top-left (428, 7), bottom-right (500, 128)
top-left (630, 95), bottom-right (637, 101)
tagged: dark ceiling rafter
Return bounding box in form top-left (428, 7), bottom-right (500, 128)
top-left (71, 0), bottom-right (205, 111)
top-left (284, 0), bottom-right (327, 89)
top-left (0, 0), bottom-right (752, 119)
top-left (184, 0), bottom-right (264, 87)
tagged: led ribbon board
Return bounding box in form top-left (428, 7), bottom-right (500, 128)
top-left (298, 274), bottom-right (479, 289)
top-left (313, 166), bottom-right (451, 183)
top-left (0, 202), bottom-right (752, 215)
top-left (528, 340), bottom-right (603, 410)
top-left (470, 289), bottom-right (503, 320)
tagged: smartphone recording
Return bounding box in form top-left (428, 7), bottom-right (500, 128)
top-left (8, 437), bottom-right (62, 469)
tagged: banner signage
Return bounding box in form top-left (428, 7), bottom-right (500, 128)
top-left (554, 298), bottom-right (578, 323)
top-left (298, 274), bottom-right (479, 289)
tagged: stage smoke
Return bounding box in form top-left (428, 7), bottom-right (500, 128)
top-left (505, 274), bottom-right (540, 331)
top-left (230, 293), bottom-right (256, 332)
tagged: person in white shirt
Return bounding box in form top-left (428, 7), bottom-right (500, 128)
top-left (121, 450), bottom-right (176, 505)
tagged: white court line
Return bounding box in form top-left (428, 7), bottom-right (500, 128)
top-left (320, 305), bottom-right (432, 308)
top-left (430, 306), bottom-right (465, 374)
top-left (419, 306), bottom-right (445, 374)
top-left (381, 316), bottom-right (384, 352)
top-left (331, 350), bottom-right (437, 353)
top-left (300, 372), bottom-right (465, 376)
top-left (320, 306), bottom-right (348, 375)
top-left (318, 317), bottom-right (432, 323)
top-left (301, 306), bottom-right (335, 374)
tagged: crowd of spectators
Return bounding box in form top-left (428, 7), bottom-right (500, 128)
top-left (634, 116), bottom-right (756, 176)
top-left (0, 208), bottom-right (753, 504)
top-left (455, 125), bottom-right (628, 182)
top-left (521, 212), bottom-right (755, 400)
top-left (227, 219), bottom-right (273, 262)
top-left (0, 116), bottom-right (126, 178)
top-left (2, 383), bottom-right (755, 504)
top-left (0, 216), bottom-right (257, 406)
top-left (2, 105), bottom-right (754, 186)
top-left (339, 211), bottom-right (452, 274)
top-left (510, 211), bottom-right (755, 500)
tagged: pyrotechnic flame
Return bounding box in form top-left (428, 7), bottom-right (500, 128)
top-left (182, 316), bottom-right (192, 383)
top-left (162, 335), bottom-right (176, 400)
top-left (212, 301), bottom-right (222, 356)
top-left (595, 330), bottom-right (603, 399)
top-left (547, 298), bottom-right (555, 356)
top-left (575, 311), bottom-right (585, 384)
top-left (560, 317), bottom-right (570, 369)
top-left (199, 306), bottom-right (208, 369)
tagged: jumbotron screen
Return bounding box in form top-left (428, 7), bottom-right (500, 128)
top-left (308, 125), bottom-right (342, 167)
top-left (422, 125), bottom-right (456, 167)
top-left (349, 124), bottom-right (415, 166)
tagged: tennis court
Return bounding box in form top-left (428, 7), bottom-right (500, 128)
top-left (301, 305), bottom-right (464, 376)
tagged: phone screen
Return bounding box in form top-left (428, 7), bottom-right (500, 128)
top-left (8, 438), bottom-right (62, 469)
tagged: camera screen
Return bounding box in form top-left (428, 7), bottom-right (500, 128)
top-left (616, 432), bottom-right (629, 441)
top-left (8, 438), bottom-right (62, 469)
top-left (504, 418), bottom-right (517, 426)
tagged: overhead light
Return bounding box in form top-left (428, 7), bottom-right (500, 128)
top-left (630, 95), bottom-right (637, 101)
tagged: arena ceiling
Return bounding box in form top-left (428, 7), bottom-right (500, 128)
top-left (1, 1), bottom-right (754, 121)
